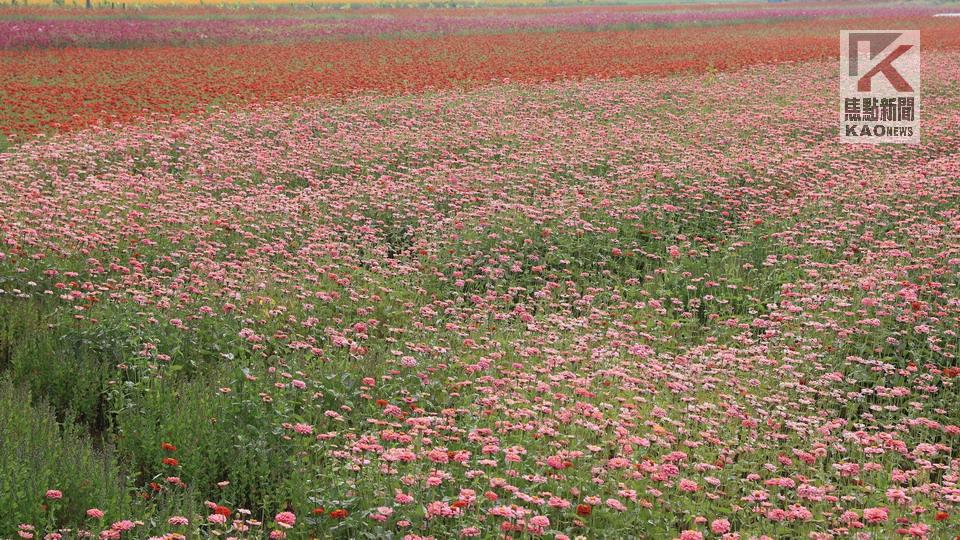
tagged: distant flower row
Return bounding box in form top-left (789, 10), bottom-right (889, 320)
top-left (0, 3), bottom-right (946, 49)
top-left (4, 14), bottom-right (960, 140)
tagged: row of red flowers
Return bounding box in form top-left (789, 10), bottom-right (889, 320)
top-left (3, 15), bottom-right (959, 140)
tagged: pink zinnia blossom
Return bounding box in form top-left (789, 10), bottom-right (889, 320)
top-left (274, 511), bottom-right (296, 528)
top-left (863, 507), bottom-right (888, 523)
top-left (711, 518), bottom-right (731, 534)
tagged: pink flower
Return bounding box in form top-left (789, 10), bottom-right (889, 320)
top-left (678, 479), bottom-right (699, 493)
top-left (840, 511), bottom-right (860, 524)
top-left (45, 490), bottom-right (63, 500)
top-left (110, 521), bottom-right (135, 532)
top-left (274, 511), bottom-right (296, 528)
top-left (678, 531), bottom-right (703, 540)
top-left (529, 515), bottom-right (550, 529)
top-left (886, 488), bottom-right (911, 505)
top-left (425, 500), bottom-right (461, 519)
top-left (765, 509), bottom-right (788, 522)
top-left (863, 507), bottom-right (889, 523)
top-left (86, 508), bottom-right (105, 519)
top-left (711, 518), bottom-right (731, 534)
top-left (606, 498), bottom-right (627, 512)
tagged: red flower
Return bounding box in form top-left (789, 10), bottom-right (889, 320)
top-left (935, 511), bottom-right (949, 521)
top-left (312, 507), bottom-right (325, 516)
top-left (162, 457), bottom-right (179, 467)
top-left (214, 505), bottom-right (231, 517)
top-left (329, 509), bottom-right (348, 519)
top-left (161, 442), bottom-right (177, 452)
top-left (576, 504), bottom-right (592, 517)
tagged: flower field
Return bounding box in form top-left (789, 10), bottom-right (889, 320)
top-left (1, 2), bottom-right (960, 540)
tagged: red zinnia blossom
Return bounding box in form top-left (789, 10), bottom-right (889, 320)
top-left (162, 457), bottom-right (179, 467)
top-left (213, 505), bottom-right (231, 517)
top-left (576, 504), bottom-right (592, 516)
top-left (935, 511), bottom-right (949, 521)
top-left (161, 442), bottom-right (177, 452)
top-left (329, 509), bottom-right (348, 519)
top-left (312, 507), bottom-right (325, 515)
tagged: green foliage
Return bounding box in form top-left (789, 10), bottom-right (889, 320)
top-left (0, 377), bottom-right (130, 532)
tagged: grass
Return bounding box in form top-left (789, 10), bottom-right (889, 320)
top-left (0, 375), bottom-right (130, 532)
